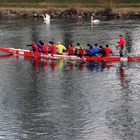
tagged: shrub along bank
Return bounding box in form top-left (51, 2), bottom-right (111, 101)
top-left (0, 1), bottom-right (140, 19)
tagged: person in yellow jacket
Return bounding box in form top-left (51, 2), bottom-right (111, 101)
top-left (56, 42), bottom-right (66, 55)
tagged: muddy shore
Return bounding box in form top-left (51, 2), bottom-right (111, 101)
top-left (0, 7), bottom-right (140, 20)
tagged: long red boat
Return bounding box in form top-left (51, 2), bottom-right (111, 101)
top-left (0, 47), bottom-right (140, 62)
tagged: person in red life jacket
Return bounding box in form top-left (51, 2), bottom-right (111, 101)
top-left (79, 46), bottom-right (84, 57)
top-left (49, 41), bottom-right (57, 55)
top-left (30, 42), bottom-right (39, 52)
top-left (42, 43), bottom-right (48, 54)
top-left (67, 44), bottom-right (74, 55)
top-left (78, 46), bottom-right (85, 61)
top-left (47, 42), bottom-right (52, 53)
top-left (116, 35), bottom-right (126, 57)
top-left (104, 44), bottom-right (113, 57)
top-left (38, 40), bottom-right (48, 54)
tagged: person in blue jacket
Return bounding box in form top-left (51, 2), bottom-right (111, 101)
top-left (86, 44), bottom-right (94, 56)
top-left (92, 43), bottom-right (100, 56)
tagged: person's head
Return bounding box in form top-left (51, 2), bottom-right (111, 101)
top-left (87, 44), bottom-right (92, 49)
top-left (99, 45), bottom-right (103, 48)
top-left (87, 43), bottom-right (91, 47)
top-left (49, 41), bottom-right (53, 44)
top-left (39, 40), bottom-right (44, 45)
top-left (95, 43), bottom-right (98, 46)
top-left (69, 44), bottom-right (73, 47)
top-left (106, 44), bottom-right (109, 48)
top-left (77, 43), bottom-right (80, 46)
top-left (120, 35), bottom-right (123, 37)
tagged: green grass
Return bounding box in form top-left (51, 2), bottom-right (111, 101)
top-left (0, 0), bottom-right (140, 8)
top-left (1, 0), bottom-right (140, 3)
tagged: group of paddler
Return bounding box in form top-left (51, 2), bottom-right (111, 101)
top-left (29, 34), bottom-right (126, 58)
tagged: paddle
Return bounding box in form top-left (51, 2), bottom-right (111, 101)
top-left (26, 44), bottom-right (32, 46)
top-left (26, 44), bottom-right (32, 49)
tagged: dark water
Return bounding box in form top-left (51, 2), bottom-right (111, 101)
top-left (0, 18), bottom-right (140, 140)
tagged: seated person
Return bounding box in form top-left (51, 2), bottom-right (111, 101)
top-left (104, 44), bottom-right (113, 57)
top-left (92, 43), bottom-right (100, 56)
top-left (56, 42), bottom-right (66, 55)
top-left (86, 44), bottom-right (94, 57)
top-left (67, 44), bottom-right (74, 55)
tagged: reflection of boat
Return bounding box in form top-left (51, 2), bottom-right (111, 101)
top-left (1, 47), bottom-right (139, 62)
top-left (117, 62), bottom-right (127, 87)
top-left (0, 53), bottom-right (113, 74)
top-left (86, 61), bottom-right (113, 72)
top-left (0, 53), bottom-right (13, 60)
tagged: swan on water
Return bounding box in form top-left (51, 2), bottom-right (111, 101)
top-left (41, 14), bottom-right (50, 23)
top-left (91, 16), bottom-right (100, 24)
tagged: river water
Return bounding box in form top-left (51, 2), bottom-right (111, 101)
top-left (0, 18), bottom-right (140, 140)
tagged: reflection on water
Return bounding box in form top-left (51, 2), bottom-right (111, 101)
top-left (117, 62), bottom-right (128, 87)
top-left (14, 56), bottom-right (114, 74)
top-left (86, 61), bottom-right (113, 72)
top-left (106, 94), bottom-right (135, 140)
top-left (0, 54), bottom-right (140, 140)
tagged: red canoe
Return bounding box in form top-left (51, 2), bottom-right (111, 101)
top-left (0, 47), bottom-right (140, 62)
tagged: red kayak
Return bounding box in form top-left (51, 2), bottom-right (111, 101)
top-left (0, 47), bottom-right (140, 62)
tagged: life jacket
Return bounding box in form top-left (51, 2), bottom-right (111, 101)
top-left (32, 43), bottom-right (39, 52)
top-left (79, 49), bottom-right (84, 56)
top-left (68, 47), bottom-right (74, 55)
top-left (51, 44), bottom-right (57, 54)
top-left (42, 44), bottom-right (48, 54)
top-left (118, 37), bottom-right (126, 48)
top-left (104, 47), bottom-right (113, 57)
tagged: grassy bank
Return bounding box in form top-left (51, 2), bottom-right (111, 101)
top-left (0, 0), bottom-right (140, 9)
top-left (0, 0), bottom-right (140, 19)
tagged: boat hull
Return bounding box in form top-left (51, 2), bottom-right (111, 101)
top-left (0, 47), bottom-right (140, 62)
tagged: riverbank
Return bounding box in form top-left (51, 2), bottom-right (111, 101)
top-left (0, 7), bottom-right (140, 20)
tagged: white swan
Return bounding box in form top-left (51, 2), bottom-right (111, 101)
top-left (91, 16), bottom-right (100, 24)
top-left (41, 14), bottom-right (50, 23)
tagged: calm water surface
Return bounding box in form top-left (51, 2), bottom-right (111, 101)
top-left (0, 18), bottom-right (140, 140)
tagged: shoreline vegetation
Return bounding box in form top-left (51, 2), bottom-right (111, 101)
top-left (0, 1), bottom-right (140, 19)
